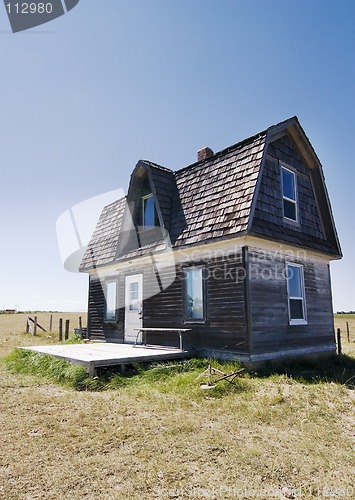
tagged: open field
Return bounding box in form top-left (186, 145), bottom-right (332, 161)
top-left (334, 314), bottom-right (355, 353)
top-left (0, 312), bottom-right (87, 357)
top-left (0, 313), bottom-right (354, 499)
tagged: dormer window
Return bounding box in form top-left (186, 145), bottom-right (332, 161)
top-left (142, 193), bottom-right (155, 229)
top-left (282, 166), bottom-right (298, 222)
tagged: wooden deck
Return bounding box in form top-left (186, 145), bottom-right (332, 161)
top-left (24, 343), bottom-right (189, 376)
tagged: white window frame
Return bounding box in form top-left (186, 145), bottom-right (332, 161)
top-left (105, 280), bottom-right (118, 322)
top-left (142, 193), bottom-right (155, 229)
top-left (286, 263), bottom-right (307, 325)
top-left (281, 166), bottom-right (298, 223)
top-left (183, 266), bottom-right (206, 323)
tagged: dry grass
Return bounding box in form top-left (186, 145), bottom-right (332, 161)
top-left (334, 314), bottom-right (355, 355)
top-left (0, 313), bottom-right (354, 499)
top-left (0, 312), bottom-right (86, 356)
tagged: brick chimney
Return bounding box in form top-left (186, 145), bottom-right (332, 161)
top-left (198, 146), bottom-right (214, 162)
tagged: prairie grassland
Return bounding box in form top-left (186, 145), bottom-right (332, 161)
top-left (0, 313), bottom-right (354, 500)
top-left (0, 311), bottom-right (87, 356)
top-left (334, 314), bottom-right (355, 354)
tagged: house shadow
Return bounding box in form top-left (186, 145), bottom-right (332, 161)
top-left (255, 353), bottom-right (355, 390)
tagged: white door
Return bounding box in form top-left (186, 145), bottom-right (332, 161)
top-left (124, 274), bottom-right (143, 343)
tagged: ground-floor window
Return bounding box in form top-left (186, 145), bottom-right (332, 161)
top-left (183, 267), bottom-right (205, 321)
top-left (105, 280), bottom-right (117, 321)
top-left (286, 263), bottom-right (307, 324)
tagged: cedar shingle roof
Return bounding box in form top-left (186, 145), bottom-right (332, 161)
top-left (80, 198), bottom-right (126, 270)
top-left (80, 117), bottom-right (341, 271)
top-left (170, 133), bottom-right (265, 246)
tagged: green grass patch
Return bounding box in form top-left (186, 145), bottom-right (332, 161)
top-left (102, 358), bottom-right (252, 398)
top-left (4, 346), bottom-right (355, 398)
top-left (3, 349), bottom-right (251, 396)
top-left (257, 353), bottom-right (355, 389)
top-left (4, 349), bottom-right (102, 390)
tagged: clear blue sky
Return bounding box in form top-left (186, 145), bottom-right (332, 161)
top-left (0, 0), bottom-right (354, 312)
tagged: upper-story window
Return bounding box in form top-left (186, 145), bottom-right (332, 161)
top-left (142, 193), bottom-right (155, 229)
top-left (281, 167), bottom-right (298, 222)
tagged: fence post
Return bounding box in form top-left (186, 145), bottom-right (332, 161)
top-left (26, 317), bottom-right (30, 334)
top-left (59, 318), bottom-right (63, 342)
top-left (337, 328), bottom-right (342, 356)
top-left (33, 316), bottom-right (37, 336)
top-left (49, 314), bottom-right (53, 333)
top-left (346, 322), bottom-right (350, 343)
top-left (65, 320), bottom-right (70, 341)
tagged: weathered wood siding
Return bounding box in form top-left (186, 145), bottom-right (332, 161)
top-left (248, 247), bottom-right (335, 354)
top-left (143, 253), bottom-right (248, 355)
top-left (88, 275), bottom-right (124, 342)
top-left (88, 252), bottom-right (248, 354)
top-left (87, 245), bottom-right (335, 359)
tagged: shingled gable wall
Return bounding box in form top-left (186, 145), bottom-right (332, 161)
top-left (250, 134), bottom-right (337, 254)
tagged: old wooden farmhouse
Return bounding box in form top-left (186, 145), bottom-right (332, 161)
top-left (80, 116), bottom-right (342, 363)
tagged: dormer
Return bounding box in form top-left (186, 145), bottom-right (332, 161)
top-left (126, 160), bottom-right (176, 232)
top-left (115, 160), bottom-right (176, 259)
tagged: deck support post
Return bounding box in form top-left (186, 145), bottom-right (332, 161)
top-left (88, 362), bottom-right (96, 377)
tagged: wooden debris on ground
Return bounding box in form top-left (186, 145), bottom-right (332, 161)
top-left (196, 364), bottom-right (245, 389)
